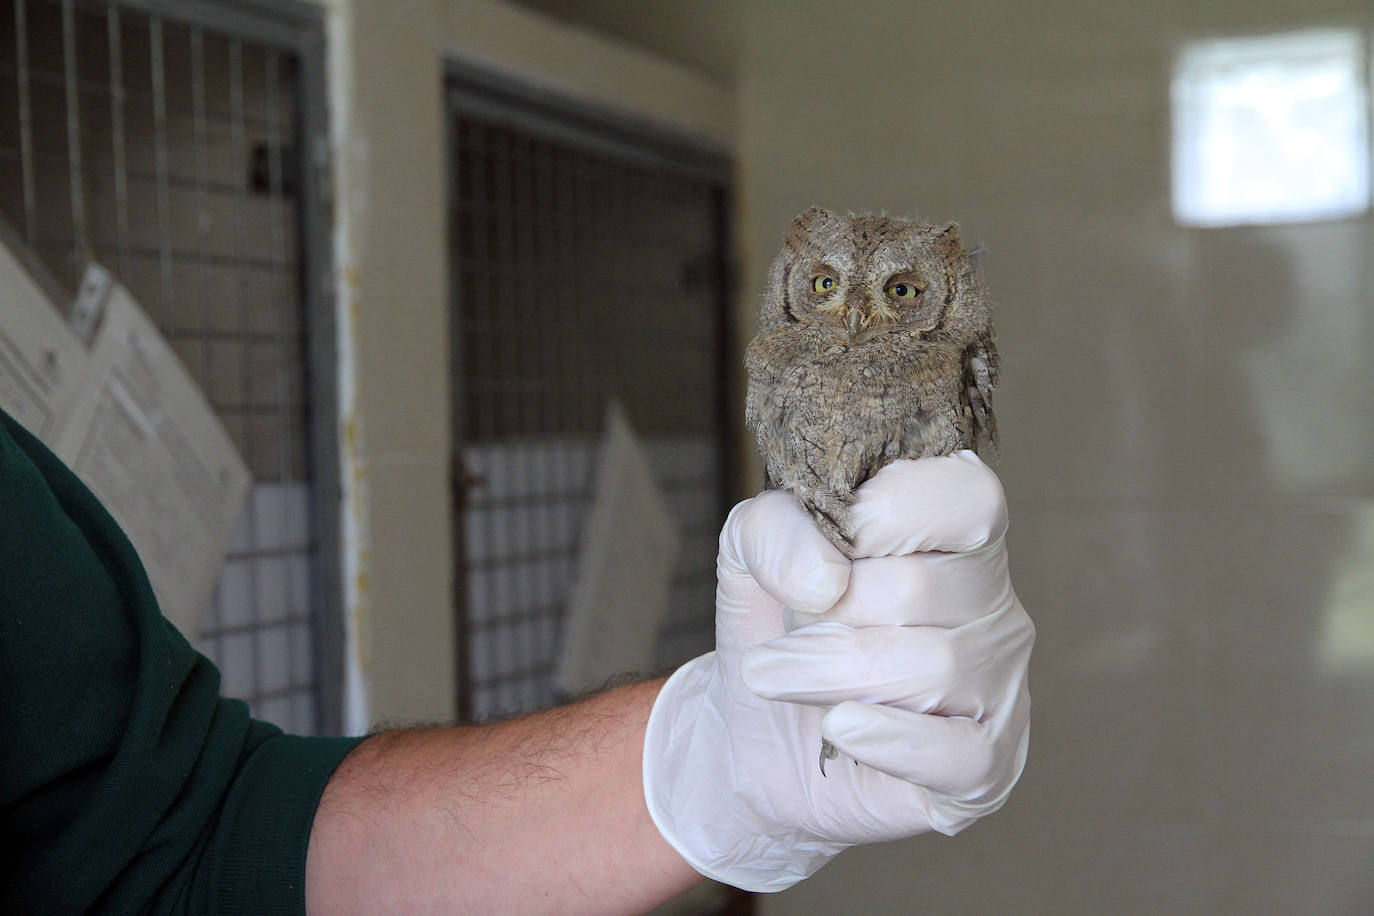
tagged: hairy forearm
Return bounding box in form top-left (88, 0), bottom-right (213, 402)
top-left (304, 678), bottom-right (701, 914)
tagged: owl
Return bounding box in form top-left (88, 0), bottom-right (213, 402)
top-left (745, 207), bottom-right (1000, 557)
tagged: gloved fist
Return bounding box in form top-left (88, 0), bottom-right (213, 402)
top-left (642, 451), bottom-right (1034, 892)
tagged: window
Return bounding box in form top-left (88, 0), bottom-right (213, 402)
top-left (1172, 29), bottom-right (1370, 227)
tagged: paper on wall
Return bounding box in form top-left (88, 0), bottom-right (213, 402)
top-left (53, 279), bottom-right (252, 638)
top-left (554, 400), bottom-right (681, 696)
top-left (0, 240), bottom-right (251, 639)
top-left (0, 230), bottom-right (87, 441)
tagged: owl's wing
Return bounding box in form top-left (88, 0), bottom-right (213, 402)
top-left (963, 332), bottom-right (1000, 458)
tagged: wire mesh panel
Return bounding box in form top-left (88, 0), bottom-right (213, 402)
top-left (449, 72), bottom-right (734, 722)
top-left (0, 0), bottom-right (339, 734)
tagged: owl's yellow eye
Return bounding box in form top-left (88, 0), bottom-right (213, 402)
top-left (886, 282), bottom-right (921, 299)
top-left (812, 275), bottom-right (837, 293)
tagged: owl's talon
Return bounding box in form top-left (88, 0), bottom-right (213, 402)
top-left (819, 739), bottom-right (839, 777)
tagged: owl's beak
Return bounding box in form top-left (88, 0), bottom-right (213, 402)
top-left (844, 307), bottom-right (864, 342)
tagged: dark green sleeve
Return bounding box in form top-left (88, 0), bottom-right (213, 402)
top-left (0, 409), bottom-right (362, 914)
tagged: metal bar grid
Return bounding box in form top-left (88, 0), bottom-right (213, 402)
top-left (448, 82), bottom-right (734, 723)
top-left (0, 0), bottom-right (336, 734)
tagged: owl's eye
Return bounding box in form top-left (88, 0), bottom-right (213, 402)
top-left (812, 275), bottom-right (837, 293)
top-left (885, 282), bottom-right (922, 300)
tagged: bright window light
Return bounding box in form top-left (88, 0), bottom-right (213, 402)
top-left (1172, 29), bottom-right (1370, 227)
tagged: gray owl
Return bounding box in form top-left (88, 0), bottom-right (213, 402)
top-left (746, 208), bottom-right (999, 773)
top-left (745, 206), bottom-right (999, 556)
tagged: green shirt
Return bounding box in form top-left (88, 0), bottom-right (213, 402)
top-left (0, 409), bottom-right (362, 914)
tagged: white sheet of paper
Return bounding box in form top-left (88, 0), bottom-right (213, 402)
top-left (0, 236), bottom-right (251, 638)
top-left (555, 401), bottom-right (681, 696)
top-left (51, 280), bottom-right (251, 638)
top-left (0, 233), bottom-right (86, 440)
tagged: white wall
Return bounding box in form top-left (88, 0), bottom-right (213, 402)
top-left (731, 1), bottom-right (1374, 912)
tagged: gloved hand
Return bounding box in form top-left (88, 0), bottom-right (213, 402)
top-left (642, 451), bottom-right (1034, 893)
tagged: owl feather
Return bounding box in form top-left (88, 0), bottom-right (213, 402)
top-left (745, 207), bottom-right (1000, 557)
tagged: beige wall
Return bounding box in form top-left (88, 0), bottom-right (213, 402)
top-left (313, 0), bottom-right (731, 729)
top-left (732, 1), bottom-right (1374, 913)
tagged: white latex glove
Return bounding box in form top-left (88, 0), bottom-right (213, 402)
top-left (642, 451), bottom-right (1034, 893)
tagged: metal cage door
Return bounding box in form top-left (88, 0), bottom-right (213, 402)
top-left (447, 65), bottom-right (736, 722)
top-left (0, 0), bottom-right (342, 733)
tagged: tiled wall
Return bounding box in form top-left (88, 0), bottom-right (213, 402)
top-left (199, 481), bottom-right (318, 734)
top-left (733, 1), bottom-right (1374, 912)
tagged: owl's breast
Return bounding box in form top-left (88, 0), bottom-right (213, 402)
top-left (756, 331), bottom-right (971, 451)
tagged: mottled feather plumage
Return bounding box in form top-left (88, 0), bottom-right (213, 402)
top-left (745, 207), bottom-right (1000, 556)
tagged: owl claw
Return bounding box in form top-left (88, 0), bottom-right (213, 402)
top-left (819, 739), bottom-right (839, 776)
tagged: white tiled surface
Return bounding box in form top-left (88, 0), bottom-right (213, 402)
top-left (462, 436), bottom-right (720, 720)
top-left (196, 482), bottom-right (317, 735)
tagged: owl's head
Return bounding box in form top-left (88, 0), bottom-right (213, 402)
top-left (761, 207), bottom-right (991, 347)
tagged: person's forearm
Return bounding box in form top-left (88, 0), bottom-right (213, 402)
top-left (304, 677), bottom-right (701, 914)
